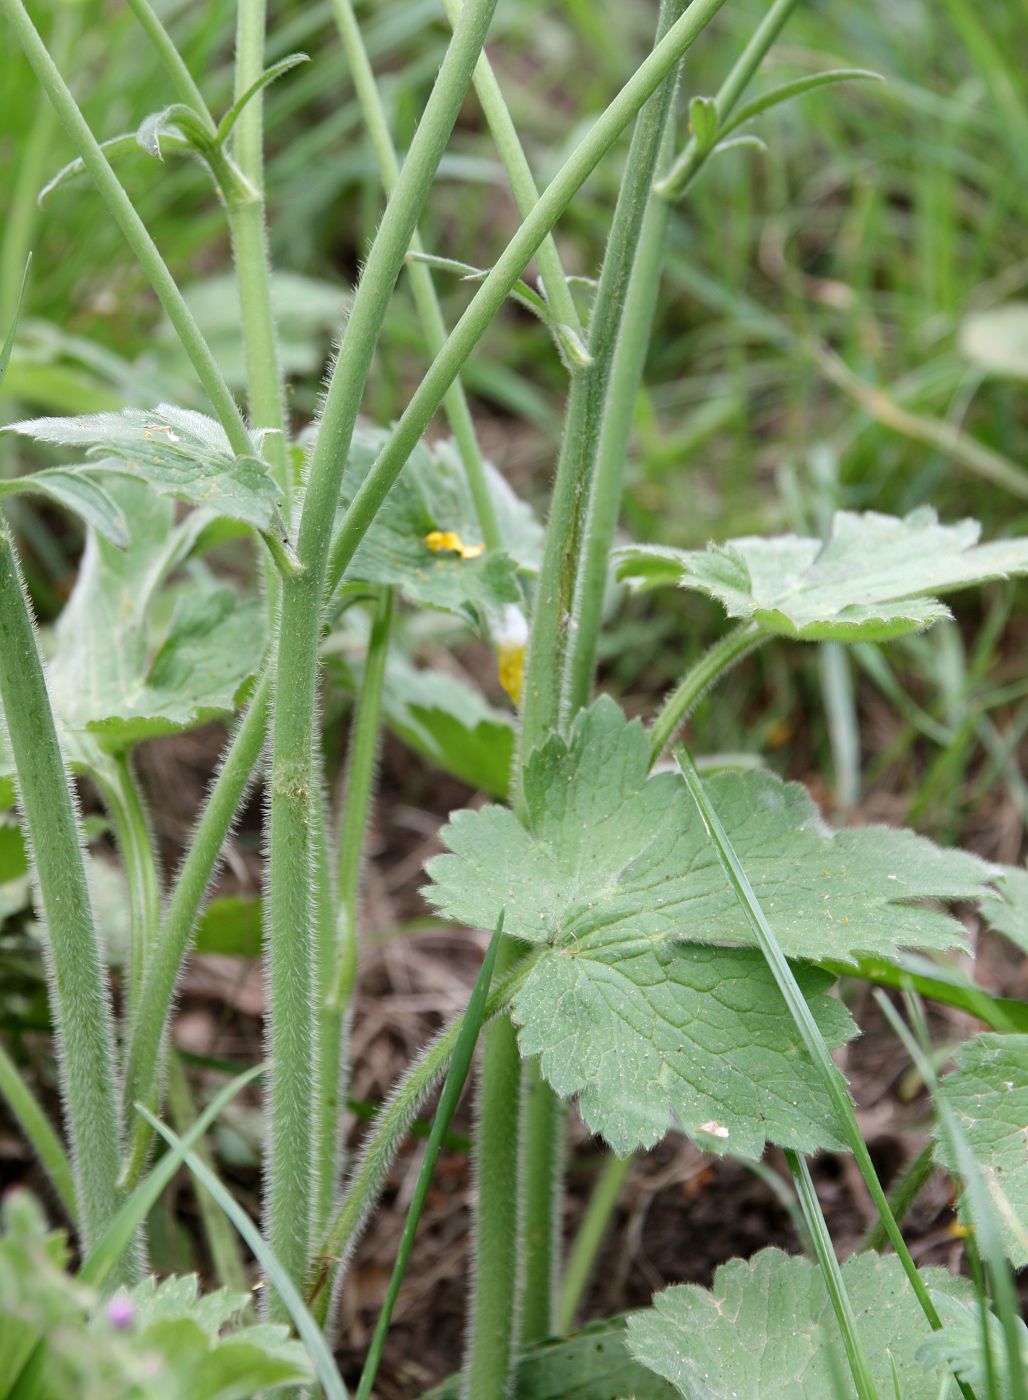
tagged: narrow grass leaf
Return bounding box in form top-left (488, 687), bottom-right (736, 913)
top-left (140, 1108), bottom-right (349, 1400)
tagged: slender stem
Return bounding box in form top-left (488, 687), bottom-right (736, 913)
top-left (314, 589), bottom-right (393, 1241)
top-left (649, 621), bottom-right (765, 764)
top-left (325, 0), bottom-right (731, 599)
top-left (0, 0), bottom-right (250, 456)
top-left (437, 0), bottom-right (585, 363)
top-left (165, 1052), bottom-right (249, 1293)
top-left (784, 1150), bottom-right (879, 1400)
top-left (513, 2), bottom-right (700, 1344)
top-left (657, 0), bottom-right (803, 200)
top-left (557, 1151), bottom-right (633, 1332)
top-left (310, 950), bottom-right (540, 1328)
top-left (94, 753), bottom-right (162, 1022)
top-left (329, 0), bottom-right (502, 549)
top-left (463, 946), bottom-right (524, 1397)
top-left (123, 0), bottom-right (213, 120)
top-left (0, 521), bottom-right (122, 1249)
top-left (0, 1038), bottom-right (77, 1222)
top-left (228, 0), bottom-right (290, 498)
top-left (121, 675), bottom-right (270, 1188)
top-left (564, 130), bottom-right (674, 712)
top-left (521, 0), bottom-right (697, 760)
top-left (266, 0), bottom-right (501, 1306)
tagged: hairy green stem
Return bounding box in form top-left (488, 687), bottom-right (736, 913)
top-left (513, 0), bottom-right (700, 1344)
top-left (325, 0), bottom-right (730, 599)
top-left (329, 0), bottom-right (502, 549)
top-left (0, 522), bottom-right (121, 1249)
top-left (557, 1151), bottom-right (633, 1332)
top-left (266, 0), bottom-right (500, 1305)
top-left (462, 946), bottom-right (524, 1397)
top-left (564, 131), bottom-right (674, 712)
top-left (313, 589), bottom-right (394, 1241)
top-left (121, 675), bottom-right (270, 1187)
top-left (437, 0), bottom-right (585, 364)
top-left (0, 1038), bottom-right (77, 1222)
top-left (311, 950), bottom-right (540, 1329)
top-left (522, 0), bottom-right (698, 758)
top-left (657, 0), bottom-right (803, 200)
top-left (1, 0), bottom-right (250, 455)
top-left (649, 621), bottom-right (765, 763)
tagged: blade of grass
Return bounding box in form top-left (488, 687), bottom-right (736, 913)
top-left (784, 1148), bottom-right (880, 1400)
top-left (0, 1039), bottom-right (76, 1222)
top-left (674, 744), bottom-right (977, 1400)
top-left (557, 1150), bottom-right (633, 1333)
top-left (80, 1063), bottom-right (265, 1291)
top-left (141, 1106), bottom-right (350, 1400)
top-left (355, 914), bottom-right (503, 1400)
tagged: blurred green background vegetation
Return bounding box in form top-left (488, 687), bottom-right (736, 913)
top-left (2, 0), bottom-right (1026, 841)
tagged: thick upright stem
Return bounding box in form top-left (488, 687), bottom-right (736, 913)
top-left (0, 522), bottom-right (121, 1249)
top-left (265, 0), bottom-right (501, 1305)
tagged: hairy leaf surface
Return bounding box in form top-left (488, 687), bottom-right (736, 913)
top-left (428, 700), bottom-right (992, 1152)
top-left (626, 1249), bottom-right (974, 1399)
top-left (428, 698), bottom-right (991, 967)
top-left (49, 480), bottom-right (264, 755)
top-left (616, 508), bottom-right (1028, 641)
top-left (917, 1292), bottom-right (1028, 1392)
top-left (934, 1033), bottom-right (1028, 1267)
top-left (6, 404), bottom-right (281, 531)
top-left (0, 469), bottom-right (128, 545)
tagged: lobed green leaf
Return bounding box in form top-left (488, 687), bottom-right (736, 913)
top-left (617, 508), bottom-right (1028, 641)
top-left (934, 1033), bottom-right (1028, 1268)
top-left (626, 1249), bottom-right (974, 1399)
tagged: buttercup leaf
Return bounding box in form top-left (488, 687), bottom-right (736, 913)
top-left (5, 404), bottom-right (282, 531)
top-left (617, 508), bottom-right (1028, 641)
top-left (49, 479), bottom-right (264, 756)
top-left (934, 1033), bottom-right (1028, 1268)
top-left (0, 468), bottom-right (128, 545)
top-left (333, 427), bottom-right (537, 624)
top-left (428, 698), bottom-right (992, 967)
top-left (917, 1292), bottom-right (1028, 1393)
top-left (626, 1249), bottom-right (974, 1399)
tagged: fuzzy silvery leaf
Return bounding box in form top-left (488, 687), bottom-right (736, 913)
top-left (332, 427), bottom-right (537, 624)
top-left (934, 1033), bottom-right (1028, 1267)
top-left (5, 404), bottom-right (282, 532)
top-left (979, 864), bottom-right (1028, 955)
top-left (49, 479), bottom-right (264, 756)
top-left (0, 468), bottom-right (128, 545)
top-left (616, 508), bottom-right (1028, 641)
top-left (626, 1250), bottom-right (974, 1400)
top-left (428, 698), bottom-right (991, 967)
